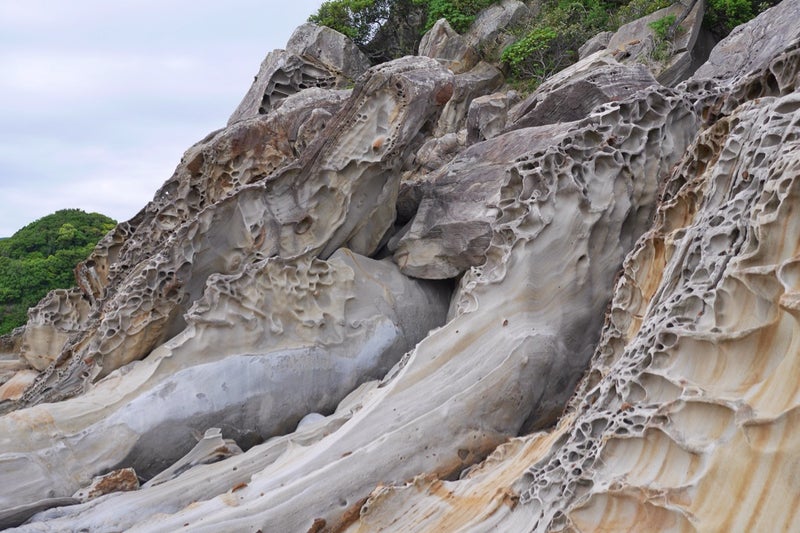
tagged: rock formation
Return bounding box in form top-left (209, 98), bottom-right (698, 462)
top-left (2, 1), bottom-right (800, 531)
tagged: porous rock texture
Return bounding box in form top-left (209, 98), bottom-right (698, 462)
top-left (3, 1), bottom-right (800, 532)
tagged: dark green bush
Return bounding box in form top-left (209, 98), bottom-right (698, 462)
top-left (648, 13), bottom-right (676, 40)
top-left (0, 209), bottom-right (116, 335)
top-left (500, 0), bottom-right (611, 88)
top-left (309, 0), bottom-right (503, 60)
top-left (418, 0), bottom-right (499, 33)
top-left (705, 0), bottom-right (780, 37)
top-left (309, 0), bottom-right (392, 44)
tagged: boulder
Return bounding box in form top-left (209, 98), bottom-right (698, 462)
top-left (464, 0), bottom-right (533, 53)
top-left (506, 53), bottom-right (657, 131)
top-left (396, 132), bottom-right (463, 222)
top-left (228, 23), bottom-right (369, 122)
top-left (418, 18), bottom-right (479, 74)
top-left (466, 90), bottom-right (520, 146)
top-left (608, 0), bottom-right (707, 86)
top-left (285, 22), bottom-right (371, 81)
top-left (578, 30), bottom-right (613, 59)
top-left (693, 0), bottom-right (800, 83)
top-left (435, 61), bottom-right (504, 136)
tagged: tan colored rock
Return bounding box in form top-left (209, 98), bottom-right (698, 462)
top-left (418, 18), bottom-right (479, 74)
top-left (466, 90), bottom-right (519, 145)
top-left (72, 468), bottom-right (139, 503)
top-left (608, 0), bottom-right (706, 86)
top-left (435, 61), bottom-right (504, 136)
top-left (19, 288), bottom-right (91, 371)
top-left (228, 23), bottom-right (369, 122)
top-left (0, 369), bottom-right (37, 401)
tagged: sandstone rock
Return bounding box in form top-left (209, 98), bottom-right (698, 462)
top-left (3, 56), bottom-right (452, 412)
top-left (0, 369), bottom-right (37, 401)
top-left (143, 428), bottom-right (242, 488)
top-left (435, 61), bottom-right (504, 136)
top-left (286, 22), bottom-right (371, 81)
top-left (506, 52), bottom-right (657, 131)
top-left (0, 249), bottom-right (450, 514)
top-left (418, 18), bottom-right (479, 74)
top-left (466, 90), bottom-right (519, 145)
top-left (19, 288), bottom-right (91, 371)
top-left (608, 0), bottom-right (707, 86)
top-left (464, 0), bottom-right (533, 53)
top-left (72, 468), bottom-right (139, 503)
top-left (578, 30), bottom-right (613, 59)
top-left (6, 2), bottom-right (800, 531)
top-left (228, 24), bottom-right (369, 122)
top-left (334, 10), bottom-right (800, 532)
top-left (693, 0), bottom-right (800, 83)
top-left (396, 132), bottom-right (463, 222)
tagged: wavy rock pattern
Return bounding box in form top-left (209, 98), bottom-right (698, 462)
top-left (3, 1), bottom-right (800, 531)
top-left (341, 9), bottom-right (800, 532)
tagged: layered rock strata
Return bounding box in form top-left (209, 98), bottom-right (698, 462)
top-left (336, 6), bottom-right (800, 532)
top-left (3, 1), bottom-right (800, 532)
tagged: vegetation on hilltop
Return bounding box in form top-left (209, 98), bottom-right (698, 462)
top-left (311, 0), bottom-right (782, 86)
top-left (0, 209), bottom-right (116, 335)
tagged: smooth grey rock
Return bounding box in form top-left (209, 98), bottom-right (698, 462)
top-left (693, 0), bottom-right (800, 84)
top-left (466, 91), bottom-right (519, 145)
top-left (578, 31), bottom-right (613, 59)
top-left (286, 22), bottom-right (371, 81)
top-left (229, 24), bottom-right (369, 122)
top-left (0, 498), bottom-right (79, 530)
top-left (419, 18), bottom-right (479, 74)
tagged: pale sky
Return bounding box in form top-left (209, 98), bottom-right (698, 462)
top-left (0, 0), bottom-right (324, 237)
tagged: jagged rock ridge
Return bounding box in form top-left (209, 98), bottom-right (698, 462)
top-left (1, 1), bottom-right (799, 531)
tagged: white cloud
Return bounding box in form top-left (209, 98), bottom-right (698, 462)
top-left (0, 0), bottom-right (326, 237)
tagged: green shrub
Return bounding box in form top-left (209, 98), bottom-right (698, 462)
top-left (648, 14), bottom-right (676, 40)
top-left (310, 0), bottom-right (503, 54)
top-left (0, 209), bottom-right (116, 335)
top-left (309, 0), bottom-right (392, 44)
top-left (501, 27), bottom-right (559, 78)
top-left (705, 0), bottom-right (781, 37)
top-left (419, 0), bottom-right (499, 33)
top-left (500, 0), bottom-right (612, 89)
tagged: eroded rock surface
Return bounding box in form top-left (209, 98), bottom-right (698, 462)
top-left (4, 1), bottom-right (800, 532)
top-left (228, 23), bottom-right (370, 122)
top-left (506, 52), bottom-right (657, 131)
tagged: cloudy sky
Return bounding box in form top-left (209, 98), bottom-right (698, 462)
top-left (0, 0), bottom-right (323, 237)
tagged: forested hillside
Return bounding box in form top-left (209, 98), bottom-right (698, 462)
top-left (0, 210), bottom-right (116, 334)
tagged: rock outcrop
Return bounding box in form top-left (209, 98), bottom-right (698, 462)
top-left (3, 1), bottom-right (800, 531)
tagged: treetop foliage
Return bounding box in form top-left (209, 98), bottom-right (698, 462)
top-left (309, 0), bottom-right (782, 89)
top-left (0, 209), bottom-right (116, 335)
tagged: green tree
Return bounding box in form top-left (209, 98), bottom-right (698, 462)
top-left (0, 209), bottom-right (116, 335)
